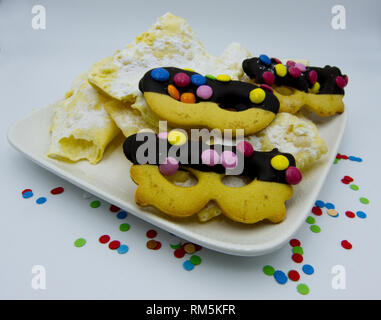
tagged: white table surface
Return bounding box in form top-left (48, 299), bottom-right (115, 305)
top-left (1, 0), bottom-right (380, 299)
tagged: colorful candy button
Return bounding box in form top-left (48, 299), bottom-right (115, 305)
top-left (288, 270), bottom-right (300, 281)
top-left (341, 240), bottom-right (352, 250)
top-left (183, 260), bottom-right (195, 271)
top-left (108, 240), bottom-right (120, 250)
top-left (249, 88), bottom-right (266, 104)
top-left (99, 235), bottom-right (110, 244)
top-left (22, 191), bottom-right (33, 199)
top-left (190, 74), bottom-right (206, 86)
top-left (117, 245), bottom-right (129, 254)
top-left (168, 130), bottom-right (187, 145)
top-left (236, 141), bottom-right (254, 158)
top-left (289, 239), bottom-right (301, 247)
top-left (205, 74), bottom-right (216, 80)
top-left (297, 284), bottom-right (310, 295)
top-left (315, 200), bottom-right (325, 208)
top-left (311, 206), bottom-right (322, 216)
top-left (286, 60), bottom-right (296, 67)
top-left (167, 84), bottom-right (180, 100)
top-left (302, 264), bottom-right (314, 275)
top-left (74, 238), bottom-right (86, 248)
top-left (273, 270), bottom-right (288, 284)
top-left (190, 255), bottom-right (202, 265)
top-left (263, 265), bottom-right (275, 276)
top-left (36, 197), bottom-right (47, 205)
top-left (221, 151), bottom-right (237, 169)
top-left (325, 203), bottom-right (335, 209)
top-left (311, 82), bottom-right (320, 93)
top-left (196, 85), bottom-right (213, 100)
top-left (295, 63), bottom-right (306, 72)
top-left (260, 84), bottom-right (273, 92)
top-left (146, 229), bottom-right (157, 238)
top-left (336, 76), bottom-right (347, 88)
top-left (159, 157), bottom-right (179, 176)
top-left (271, 155), bottom-right (289, 171)
top-left (180, 92), bottom-right (196, 104)
top-left (356, 211), bottom-right (367, 219)
top-left (151, 68), bottom-right (170, 82)
top-left (275, 64), bottom-right (287, 77)
top-left (216, 74), bottom-right (231, 82)
top-left (173, 72), bottom-right (190, 87)
top-left (201, 149), bottom-right (220, 166)
top-left (50, 187), bottom-right (64, 195)
top-left (259, 54), bottom-right (271, 65)
top-left (285, 166), bottom-right (302, 184)
top-left (288, 66), bottom-right (301, 78)
top-left (262, 71), bottom-right (275, 85)
top-left (308, 70), bottom-right (318, 84)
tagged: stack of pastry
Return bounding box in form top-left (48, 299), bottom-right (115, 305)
top-left (47, 13), bottom-right (347, 224)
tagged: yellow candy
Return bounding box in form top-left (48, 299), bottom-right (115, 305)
top-left (183, 68), bottom-right (195, 72)
top-left (249, 88), bottom-right (266, 104)
top-left (271, 155), bottom-right (289, 171)
top-left (310, 82), bottom-right (320, 93)
top-left (168, 130), bottom-right (187, 146)
top-left (275, 64), bottom-right (287, 77)
top-left (216, 74), bottom-right (231, 82)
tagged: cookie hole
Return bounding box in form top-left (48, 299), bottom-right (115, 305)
top-left (164, 169), bottom-right (198, 187)
top-left (221, 175), bottom-right (252, 187)
top-left (274, 86), bottom-right (296, 96)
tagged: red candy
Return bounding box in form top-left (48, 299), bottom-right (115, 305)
top-left (341, 179), bottom-right (350, 184)
top-left (335, 76), bottom-right (347, 88)
top-left (236, 141), bottom-right (254, 158)
top-left (109, 205), bottom-right (120, 212)
top-left (285, 166), bottom-right (302, 185)
top-left (99, 235), bottom-right (110, 244)
top-left (262, 71), bottom-right (275, 85)
top-left (343, 175), bottom-right (353, 182)
top-left (344, 75), bottom-right (349, 84)
top-left (173, 73), bottom-right (190, 87)
top-left (311, 206), bottom-right (322, 216)
top-left (341, 240), bottom-right (352, 250)
top-left (260, 84), bottom-right (273, 92)
top-left (288, 67), bottom-right (301, 78)
top-left (174, 248), bottom-right (186, 258)
top-left (22, 189), bottom-right (32, 194)
top-left (146, 229), bottom-right (157, 238)
top-left (308, 70), bottom-right (318, 84)
top-left (286, 60), bottom-right (296, 67)
top-left (152, 241), bottom-right (162, 250)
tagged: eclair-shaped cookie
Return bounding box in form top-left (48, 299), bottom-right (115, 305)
top-left (138, 67), bottom-right (280, 136)
top-left (123, 132), bottom-right (302, 224)
top-left (242, 55), bottom-right (348, 116)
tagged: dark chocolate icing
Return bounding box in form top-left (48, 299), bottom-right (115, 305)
top-left (242, 57), bottom-right (348, 95)
top-left (139, 67), bottom-right (280, 113)
top-left (123, 133), bottom-right (296, 185)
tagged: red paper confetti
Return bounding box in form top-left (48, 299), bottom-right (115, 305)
top-left (288, 270), bottom-right (300, 281)
top-left (289, 239), bottom-right (301, 247)
top-left (292, 253), bottom-right (304, 263)
top-left (311, 206), bottom-right (322, 216)
top-left (345, 211), bottom-right (355, 218)
top-left (341, 240), bottom-right (352, 250)
top-left (99, 235), bottom-right (110, 244)
top-left (109, 205), bottom-right (120, 212)
top-left (146, 229), bottom-right (157, 238)
top-left (152, 241), bottom-right (162, 250)
top-left (108, 240), bottom-right (121, 250)
top-left (174, 248), bottom-right (186, 258)
top-left (50, 187), bottom-right (64, 195)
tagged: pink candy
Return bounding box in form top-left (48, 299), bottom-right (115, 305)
top-left (236, 141), bottom-right (254, 158)
top-left (286, 60), bottom-right (296, 67)
top-left (285, 166), bottom-right (302, 185)
top-left (308, 70), bottom-right (318, 84)
top-left (196, 85), bottom-right (213, 100)
top-left (221, 151), bottom-right (238, 169)
top-left (288, 66), bottom-right (301, 78)
top-left (173, 73), bottom-right (190, 87)
top-left (262, 71), bottom-right (275, 85)
top-left (159, 157), bottom-right (179, 176)
top-left (335, 76), bottom-right (347, 88)
top-left (201, 149), bottom-right (220, 166)
top-left (260, 84), bottom-right (273, 92)
top-left (295, 63), bottom-right (306, 72)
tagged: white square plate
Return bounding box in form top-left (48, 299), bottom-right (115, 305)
top-left (7, 101), bottom-right (347, 256)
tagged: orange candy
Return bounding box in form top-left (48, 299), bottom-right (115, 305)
top-left (168, 84), bottom-right (180, 100)
top-left (180, 92), bottom-right (196, 104)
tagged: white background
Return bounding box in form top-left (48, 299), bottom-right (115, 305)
top-left (0, 0), bottom-right (380, 299)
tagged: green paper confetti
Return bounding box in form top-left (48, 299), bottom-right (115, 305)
top-left (263, 265), bottom-right (275, 276)
top-left (310, 225), bottom-right (321, 233)
top-left (306, 216), bottom-right (315, 224)
top-left (90, 200), bottom-right (101, 208)
top-left (297, 284), bottom-right (310, 295)
top-left (74, 238), bottom-right (86, 247)
top-left (350, 184), bottom-right (359, 191)
top-left (119, 223), bottom-right (130, 232)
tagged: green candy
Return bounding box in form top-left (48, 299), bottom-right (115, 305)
top-left (350, 184), bottom-right (359, 191)
top-left (190, 255), bottom-right (202, 265)
top-left (90, 200), bottom-right (101, 208)
top-left (310, 225), bottom-right (321, 233)
top-left (292, 246), bottom-right (304, 255)
top-left (360, 197), bottom-right (369, 204)
top-left (74, 238), bottom-right (86, 247)
top-left (306, 216), bottom-right (315, 224)
top-left (263, 265), bottom-right (275, 276)
top-left (119, 223), bottom-right (130, 232)
top-left (297, 284), bottom-right (310, 295)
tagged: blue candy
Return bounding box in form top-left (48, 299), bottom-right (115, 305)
top-left (273, 270), bottom-right (288, 284)
top-left (22, 191), bottom-right (33, 199)
top-left (190, 74), bottom-right (206, 86)
top-left (183, 260), bottom-right (195, 271)
top-left (117, 244), bottom-right (129, 254)
top-left (259, 54), bottom-right (271, 66)
top-left (315, 200), bottom-right (325, 208)
top-left (151, 68), bottom-right (170, 82)
top-left (356, 211), bottom-right (367, 219)
top-left (36, 197), bottom-right (47, 204)
top-left (325, 202), bottom-right (335, 209)
top-left (117, 211), bottom-right (128, 219)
